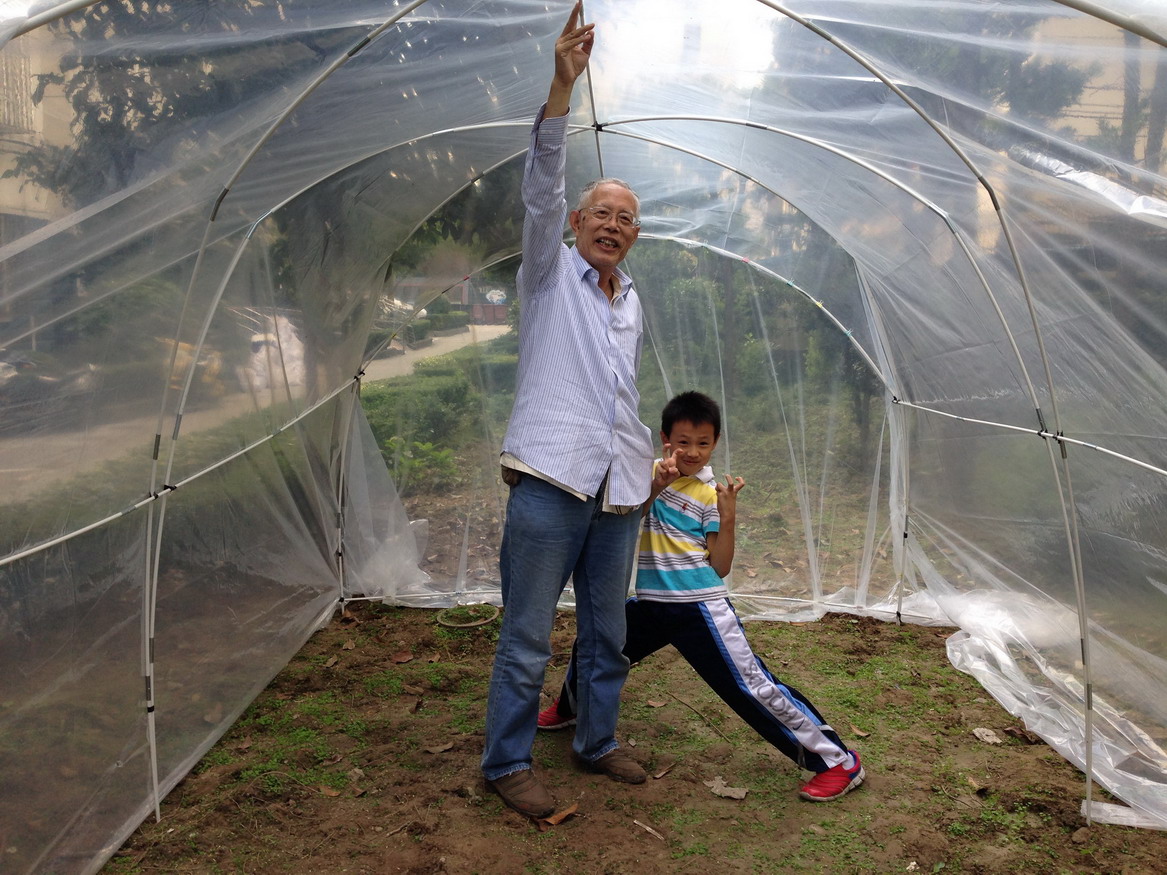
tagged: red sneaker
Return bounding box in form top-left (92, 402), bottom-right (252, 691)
top-left (536, 698), bottom-right (576, 731)
top-left (799, 750), bottom-right (865, 802)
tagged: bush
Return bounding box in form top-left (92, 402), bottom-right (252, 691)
top-left (427, 309), bottom-right (471, 332)
top-left (427, 294), bottom-right (452, 316)
top-left (361, 372), bottom-right (473, 446)
top-left (412, 357), bottom-right (460, 378)
top-left (476, 352), bottom-right (518, 391)
top-left (403, 318), bottom-right (431, 345)
top-left (444, 310), bottom-right (470, 329)
top-left (411, 347), bottom-right (516, 393)
top-left (365, 327), bottom-right (394, 357)
top-left (381, 437), bottom-right (460, 491)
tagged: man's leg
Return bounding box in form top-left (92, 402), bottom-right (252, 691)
top-left (481, 476), bottom-right (590, 783)
top-left (569, 508), bottom-right (643, 762)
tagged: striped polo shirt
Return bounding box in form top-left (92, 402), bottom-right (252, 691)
top-left (636, 465), bottom-right (727, 602)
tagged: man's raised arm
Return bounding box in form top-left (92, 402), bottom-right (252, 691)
top-left (546, 1), bottom-right (594, 118)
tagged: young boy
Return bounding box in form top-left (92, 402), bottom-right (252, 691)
top-left (539, 391), bottom-right (865, 802)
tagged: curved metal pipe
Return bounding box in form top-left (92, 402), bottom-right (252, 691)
top-left (754, 0), bottom-right (1097, 815)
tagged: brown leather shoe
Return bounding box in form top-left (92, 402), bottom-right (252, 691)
top-left (485, 769), bottom-right (556, 818)
top-left (584, 748), bottom-right (647, 784)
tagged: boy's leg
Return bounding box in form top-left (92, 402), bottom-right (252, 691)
top-left (555, 597), bottom-right (673, 722)
top-left (671, 598), bottom-right (850, 772)
top-left (551, 640), bottom-right (580, 722)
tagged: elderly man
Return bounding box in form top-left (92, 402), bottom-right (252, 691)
top-left (480, 2), bottom-right (658, 818)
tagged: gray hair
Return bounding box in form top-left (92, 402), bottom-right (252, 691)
top-left (577, 177), bottom-right (640, 214)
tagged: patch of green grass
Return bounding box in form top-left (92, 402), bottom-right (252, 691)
top-left (420, 662), bottom-right (453, 690)
top-left (671, 838), bottom-right (711, 858)
top-left (737, 761), bottom-right (798, 800)
top-left (432, 613), bottom-right (502, 649)
top-left (977, 798), bottom-right (1028, 838)
top-left (342, 717), bottom-right (368, 739)
top-left (227, 690), bottom-right (357, 796)
top-left (433, 624), bottom-right (471, 645)
top-left (363, 668), bottom-right (404, 698)
top-left (446, 687), bottom-right (484, 734)
top-left (658, 802), bottom-right (706, 831)
top-left (438, 604), bottom-right (499, 625)
top-left (793, 816), bottom-right (882, 873)
top-left (194, 747), bottom-right (235, 771)
top-left (295, 691), bottom-right (342, 725)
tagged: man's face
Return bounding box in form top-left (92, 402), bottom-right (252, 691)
top-left (662, 419), bottom-right (718, 477)
top-left (569, 182), bottom-right (640, 275)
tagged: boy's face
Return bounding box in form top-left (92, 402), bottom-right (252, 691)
top-left (662, 419), bottom-right (718, 477)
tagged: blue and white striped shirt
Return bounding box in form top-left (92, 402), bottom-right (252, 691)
top-left (636, 465), bottom-right (728, 603)
top-left (501, 107), bottom-right (654, 508)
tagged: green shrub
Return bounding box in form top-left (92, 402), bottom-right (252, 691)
top-left (444, 310), bottom-right (470, 329)
top-left (412, 357), bottom-right (460, 378)
top-left (403, 318), bottom-right (431, 344)
top-left (382, 437), bottom-right (459, 491)
top-left (366, 327), bottom-right (394, 357)
top-left (410, 346), bottom-right (516, 394)
top-left (427, 308), bottom-right (471, 332)
top-left (362, 372), bottom-right (472, 445)
top-left (426, 294), bottom-right (452, 316)
top-left (476, 352), bottom-right (518, 390)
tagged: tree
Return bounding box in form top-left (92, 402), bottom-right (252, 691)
top-left (1146, 65), bottom-right (1167, 176)
top-left (388, 157), bottom-right (525, 302)
top-left (7, 1), bottom-right (351, 208)
top-left (5, 2), bottom-right (369, 383)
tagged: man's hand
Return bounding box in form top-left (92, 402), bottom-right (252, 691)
top-left (547, 1), bottom-right (595, 117)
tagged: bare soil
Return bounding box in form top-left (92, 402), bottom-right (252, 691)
top-left (107, 602), bottom-right (1167, 874)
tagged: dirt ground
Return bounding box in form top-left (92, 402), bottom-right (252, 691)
top-left (107, 597), bottom-right (1167, 874)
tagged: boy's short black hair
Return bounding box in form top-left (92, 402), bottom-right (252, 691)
top-left (661, 391), bottom-right (721, 439)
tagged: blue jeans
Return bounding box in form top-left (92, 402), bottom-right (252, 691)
top-left (481, 473), bottom-right (642, 780)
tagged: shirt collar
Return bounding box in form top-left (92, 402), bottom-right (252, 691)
top-left (657, 462), bottom-right (717, 487)
top-left (569, 246), bottom-right (633, 300)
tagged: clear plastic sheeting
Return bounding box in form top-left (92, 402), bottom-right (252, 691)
top-left (342, 392), bottom-right (433, 604)
top-left (3, 0), bottom-right (1167, 870)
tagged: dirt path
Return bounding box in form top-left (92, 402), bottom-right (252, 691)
top-left (361, 323), bottom-right (510, 383)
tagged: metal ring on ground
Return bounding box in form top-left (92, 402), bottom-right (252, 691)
top-left (435, 604), bottom-right (501, 628)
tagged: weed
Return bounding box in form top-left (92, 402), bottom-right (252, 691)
top-left (668, 806), bottom-right (705, 830)
top-left (342, 718), bottom-right (368, 739)
top-left (446, 690), bottom-right (483, 734)
top-left (363, 668), bottom-right (404, 698)
top-left (671, 839), bottom-right (710, 858)
top-left (978, 798), bottom-right (1027, 838)
top-left (421, 662), bottom-right (452, 690)
top-left (194, 748), bottom-right (234, 771)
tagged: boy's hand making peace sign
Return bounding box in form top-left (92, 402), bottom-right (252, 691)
top-left (715, 475), bottom-right (745, 522)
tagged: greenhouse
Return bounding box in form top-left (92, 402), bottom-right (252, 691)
top-left (2, 0), bottom-right (1167, 871)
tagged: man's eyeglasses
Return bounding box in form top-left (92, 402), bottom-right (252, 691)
top-left (581, 206), bottom-right (641, 228)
